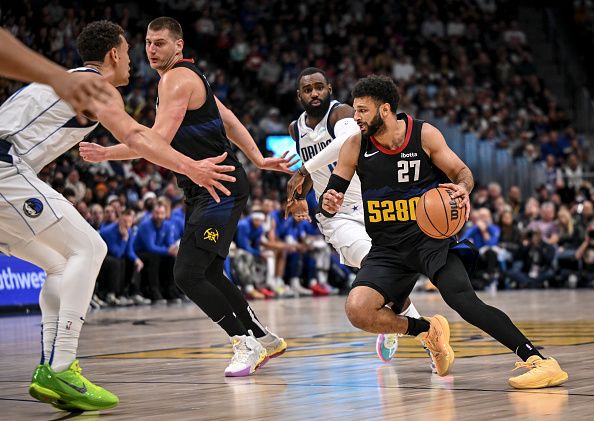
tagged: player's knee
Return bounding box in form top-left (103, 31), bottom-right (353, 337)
top-left (345, 288), bottom-right (377, 330)
top-left (86, 230), bottom-right (107, 265)
top-left (343, 239), bottom-right (370, 268)
top-left (173, 259), bottom-right (205, 292)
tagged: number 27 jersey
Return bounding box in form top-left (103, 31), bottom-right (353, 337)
top-left (356, 113), bottom-right (448, 249)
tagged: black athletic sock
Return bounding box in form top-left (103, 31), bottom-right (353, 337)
top-left (516, 343), bottom-right (544, 362)
top-left (406, 316), bottom-right (430, 336)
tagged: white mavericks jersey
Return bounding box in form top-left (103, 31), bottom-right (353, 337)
top-left (0, 67), bottom-right (99, 174)
top-left (295, 100), bottom-right (362, 213)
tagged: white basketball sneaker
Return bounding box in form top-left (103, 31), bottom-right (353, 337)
top-left (224, 335), bottom-right (267, 377)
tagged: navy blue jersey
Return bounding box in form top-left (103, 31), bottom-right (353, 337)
top-left (356, 113), bottom-right (449, 249)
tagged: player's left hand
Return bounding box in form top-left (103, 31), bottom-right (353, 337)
top-left (259, 151), bottom-right (299, 174)
top-left (322, 189), bottom-right (344, 214)
top-left (285, 198), bottom-right (311, 222)
top-left (79, 141), bottom-right (108, 162)
top-left (439, 182), bottom-right (471, 221)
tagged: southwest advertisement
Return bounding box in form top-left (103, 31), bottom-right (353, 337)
top-left (0, 255), bottom-right (45, 308)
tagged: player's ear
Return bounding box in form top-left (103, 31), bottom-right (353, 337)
top-left (175, 39), bottom-right (184, 55)
top-left (110, 47), bottom-right (119, 64)
top-left (328, 84), bottom-right (332, 95)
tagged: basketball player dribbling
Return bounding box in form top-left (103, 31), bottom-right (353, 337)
top-left (0, 20), bottom-right (238, 412)
top-left (320, 75), bottom-right (568, 388)
top-left (80, 17), bottom-right (294, 378)
top-left (284, 67), bottom-right (429, 365)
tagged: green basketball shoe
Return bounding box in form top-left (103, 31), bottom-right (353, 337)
top-left (28, 360), bottom-right (118, 411)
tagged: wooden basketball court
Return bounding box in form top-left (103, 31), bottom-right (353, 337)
top-left (1, 289), bottom-right (592, 420)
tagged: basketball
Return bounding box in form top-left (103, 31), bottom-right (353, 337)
top-left (416, 187), bottom-right (466, 239)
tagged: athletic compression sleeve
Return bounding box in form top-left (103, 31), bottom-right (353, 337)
top-left (317, 174), bottom-right (351, 217)
top-left (303, 118), bottom-right (359, 173)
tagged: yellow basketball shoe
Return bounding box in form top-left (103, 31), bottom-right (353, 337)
top-left (416, 315), bottom-right (454, 376)
top-left (508, 356), bottom-right (568, 389)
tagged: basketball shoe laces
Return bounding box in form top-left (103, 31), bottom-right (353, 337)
top-left (422, 332), bottom-right (446, 359)
top-left (383, 334), bottom-right (398, 349)
top-left (512, 359), bottom-right (541, 372)
top-left (68, 360), bottom-right (84, 377)
top-left (231, 337), bottom-right (255, 365)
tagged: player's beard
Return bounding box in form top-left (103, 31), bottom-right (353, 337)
top-left (301, 95), bottom-right (331, 119)
top-left (366, 109), bottom-right (385, 136)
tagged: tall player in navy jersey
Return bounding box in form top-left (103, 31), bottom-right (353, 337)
top-left (320, 75), bottom-right (568, 389)
top-left (82, 17), bottom-right (294, 377)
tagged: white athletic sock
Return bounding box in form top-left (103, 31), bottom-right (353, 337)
top-left (51, 309), bottom-right (85, 372)
top-left (400, 302), bottom-right (421, 319)
top-left (41, 315), bottom-right (58, 364)
top-left (257, 329), bottom-right (277, 345)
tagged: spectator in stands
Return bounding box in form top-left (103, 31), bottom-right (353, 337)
top-left (555, 206), bottom-right (583, 278)
top-left (234, 211), bottom-right (267, 299)
top-left (103, 203), bottom-right (118, 226)
top-left (98, 209), bottom-right (137, 306)
top-left (89, 204), bottom-right (104, 230)
top-left (507, 229), bottom-right (556, 289)
top-left (527, 202), bottom-right (560, 245)
top-left (134, 204), bottom-right (179, 304)
top-left (497, 208), bottom-right (522, 271)
top-left (65, 169), bottom-right (86, 202)
top-left (461, 207), bottom-right (502, 288)
top-left (543, 154), bottom-right (563, 191)
top-left (575, 224), bottom-right (594, 287)
top-left (563, 153), bottom-right (584, 191)
top-left (507, 185), bottom-right (524, 218)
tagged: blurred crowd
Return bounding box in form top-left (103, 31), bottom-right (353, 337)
top-left (573, 0), bottom-right (594, 92)
top-left (1, 0), bottom-right (594, 308)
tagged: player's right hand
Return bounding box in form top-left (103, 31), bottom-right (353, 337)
top-left (79, 142), bottom-right (108, 162)
top-left (190, 152), bottom-right (236, 203)
top-left (322, 189), bottom-right (344, 214)
top-left (287, 171), bottom-right (305, 202)
top-left (285, 198), bottom-right (311, 222)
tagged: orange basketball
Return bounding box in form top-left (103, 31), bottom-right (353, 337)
top-left (416, 187), bottom-right (466, 239)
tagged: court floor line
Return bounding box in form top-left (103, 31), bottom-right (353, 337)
top-left (1, 380), bottom-right (590, 397)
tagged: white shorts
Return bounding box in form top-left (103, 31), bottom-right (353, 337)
top-left (0, 157), bottom-right (65, 254)
top-left (317, 207), bottom-right (371, 267)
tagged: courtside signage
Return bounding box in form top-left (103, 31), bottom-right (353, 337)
top-left (0, 255), bottom-right (45, 307)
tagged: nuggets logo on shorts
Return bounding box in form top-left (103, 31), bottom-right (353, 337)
top-left (203, 228), bottom-right (219, 243)
top-left (23, 198), bottom-right (43, 218)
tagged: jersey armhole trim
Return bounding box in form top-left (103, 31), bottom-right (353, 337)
top-left (327, 102), bottom-right (341, 139)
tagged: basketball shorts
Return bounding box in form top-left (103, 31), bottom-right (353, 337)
top-left (0, 157), bottom-right (66, 254)
top-left (317, 206), bottom-right (371, 267)
top-left (352, 236), bottom-right (478, 307)
top-left (179, 167), bottom-right (249, 258)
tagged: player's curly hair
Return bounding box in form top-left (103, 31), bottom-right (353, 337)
top-left (77, 20), bottom-right (125, 63)
top-left (351, 75), bottom-right (400, 113)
